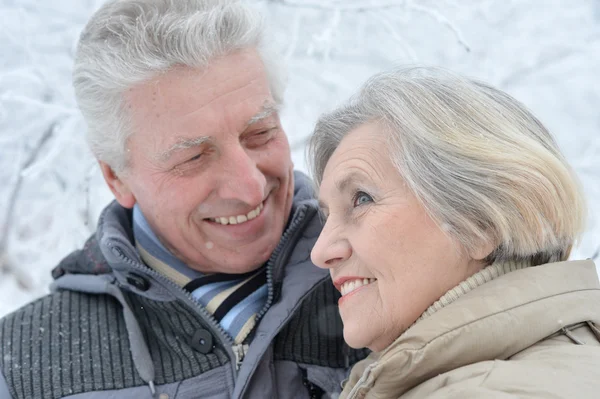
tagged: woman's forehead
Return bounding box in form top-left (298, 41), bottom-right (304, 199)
top-left (319, 128), bottom-right (396, 200)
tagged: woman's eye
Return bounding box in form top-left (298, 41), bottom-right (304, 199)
top-left (352, 191), bottom-right (373, 207)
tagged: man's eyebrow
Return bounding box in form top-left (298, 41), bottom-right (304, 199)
top-left (156, 136), bottom-right (211, 162)
top-left (246, 103), bottom-right (280, 126)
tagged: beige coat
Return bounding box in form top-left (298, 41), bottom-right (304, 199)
top-left (341, 260), bottom-right (600, 398)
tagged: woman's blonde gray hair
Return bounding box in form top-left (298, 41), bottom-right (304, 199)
top-left (309, 66), bottom-right (586, 265)
top-left (73, 0), bottom-right (286, 172)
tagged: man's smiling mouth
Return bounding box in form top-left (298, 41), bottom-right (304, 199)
top-left (207, 201), bottom-right (264, 225)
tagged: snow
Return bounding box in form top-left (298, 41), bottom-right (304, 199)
top-left (1, 0), bottom-right (599, 317)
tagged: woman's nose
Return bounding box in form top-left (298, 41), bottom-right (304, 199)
top-left (311, 221), bottom-right (352, 269)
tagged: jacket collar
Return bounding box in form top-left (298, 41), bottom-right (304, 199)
top-left (417, 260), bottom-right (530, 322)
top-left (343, 260), bottom-right (600, 398)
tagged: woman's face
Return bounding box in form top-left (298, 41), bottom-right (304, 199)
top-left (311, 123), bottom-right (486, 351)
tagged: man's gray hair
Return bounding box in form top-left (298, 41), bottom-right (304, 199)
top-left (73, 0), bottom-right (286, 172)
top-left (309, 66), bottom-right (586, 265)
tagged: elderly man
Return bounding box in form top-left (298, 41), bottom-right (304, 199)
top-left (0, 1), bottom-right (367, 398)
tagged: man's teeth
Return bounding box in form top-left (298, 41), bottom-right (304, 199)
top-left (340, 278), bottom-right (376, 296)
top-left (211, 202), bottom-right (264, 225)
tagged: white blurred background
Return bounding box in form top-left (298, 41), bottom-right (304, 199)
top-left (1, 0), bottom-right (599, 317)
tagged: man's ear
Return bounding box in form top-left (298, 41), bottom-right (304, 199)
top-left (98, 161), bottom-right (136, 209)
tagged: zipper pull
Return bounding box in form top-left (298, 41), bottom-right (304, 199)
top-left (233, 343), bottom-right (249, 370)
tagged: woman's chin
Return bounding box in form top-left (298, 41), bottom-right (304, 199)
top-left (343, 333), bottom-right (366, 350)
top-left (343, 322), bottom-right (402, 352)
top-left (342, 324), bottom-right (375, 350)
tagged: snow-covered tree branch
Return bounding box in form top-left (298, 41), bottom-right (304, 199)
top-left (0, 0), bottom-right (598, 317)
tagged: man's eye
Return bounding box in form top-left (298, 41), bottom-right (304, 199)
top-left (247, 129), bottom-right (275, 146)
top-left (256, 129), bottom-right (272, 137)
top-left (352, 191), bottom-right (373, 207)
top-left (187, 154), bottom-right (202, 163)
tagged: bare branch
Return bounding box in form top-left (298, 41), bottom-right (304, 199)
top-left (407, 3), bottom-right (471, 52)
top-left (309, 7), bottom-right (341, 61)
top-left (276, 0), bottom-right (405, 12)
top-left (499, 48), bottom-right (582, 88)
top-left (1, 93), bottom-right (77, 116)
top-left (284, 11), bottom-right (303, 62)
top-left (276, 0), bottom-right (470, 54)
top-left (83, 162), bottom-right (99, 232)
top-left (0, 121), bottom-right (58, 288)
top-left (372, 9), bottom-right (418, 61)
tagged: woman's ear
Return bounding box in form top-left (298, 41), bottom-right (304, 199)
top-left (469, 239), bottom-right (496, 261)
top-left (98, 161), bottom-right (136, 209)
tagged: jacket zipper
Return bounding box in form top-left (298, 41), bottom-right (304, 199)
top-left (346, 362), bottom-right (378, 399)
top-left (255, 204), bottom-right (312, 322)
top-left (109, 244), bottom-right (239, 377)
top-left (233, 344), bottom-right (250, 370)
top-left (232, 204), bottom-right (312, 372)
top-left (236, 205), bottom-right (327, 398)
top-left (107, 203), bottom-right (314, 379)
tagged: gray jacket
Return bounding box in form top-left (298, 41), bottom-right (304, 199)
top-left (0, 172), bottom-right (368, 399)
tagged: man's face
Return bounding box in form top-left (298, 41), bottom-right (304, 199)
top-left (110, 49), bottom-right (294, 274)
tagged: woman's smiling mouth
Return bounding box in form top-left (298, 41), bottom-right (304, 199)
top-left (334, 277), bottom-right (378, 297)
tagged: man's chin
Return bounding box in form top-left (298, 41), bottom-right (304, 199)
top-left (182, 230), bottom-right (281, 273)
top-left (202, 246), bottom-right (274, 274)
top-left (233, 262), bottom-right (267, 274)
top-left (215, 256), bottom-right (270, 274)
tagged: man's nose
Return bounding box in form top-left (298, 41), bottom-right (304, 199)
top-left (311, 219), bottom-right (352, 269)
top-left (218, 146), bottom-right (266, 206)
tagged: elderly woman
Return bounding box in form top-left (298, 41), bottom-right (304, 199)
top-left (308, 66), bottom-right (600, 398)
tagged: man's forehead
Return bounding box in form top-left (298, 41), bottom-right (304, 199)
top-left (126, 56), bottom-right (276, 123)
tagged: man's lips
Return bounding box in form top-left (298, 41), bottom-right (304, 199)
top-left (201, 197), bottom-right (271, 241)
top-left (204, 201), bottom-right (265, 225)
top-left (202, 191), bottom-right (271, 225)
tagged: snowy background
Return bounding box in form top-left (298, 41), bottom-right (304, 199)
top-left (1, 0), bottom-right (599, 317)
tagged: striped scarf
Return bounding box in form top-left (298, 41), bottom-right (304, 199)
top-left (132, 205), bottom-right (268, 344)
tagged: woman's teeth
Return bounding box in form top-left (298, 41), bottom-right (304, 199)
top-left (340, 278), bottom-right (376, 296)
top-left (210, 202), bottom-right (264, 225)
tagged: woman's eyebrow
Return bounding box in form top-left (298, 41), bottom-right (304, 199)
top-left (318, 171), bottom-right (366, 210)
top-left (335, 171), bottom-right (363, 193)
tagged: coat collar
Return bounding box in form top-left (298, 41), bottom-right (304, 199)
top-left (343, 260), bottom-right (600, 398)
